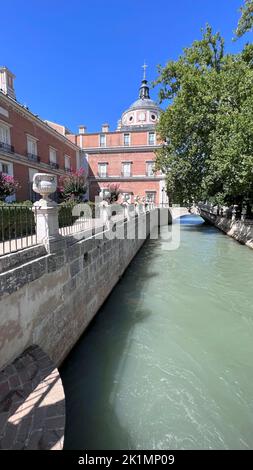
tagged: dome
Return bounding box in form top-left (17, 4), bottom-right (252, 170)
top-left (128, 98), bottom-right (159, 110)
top-left (117, 72), bottom-right (162, 130)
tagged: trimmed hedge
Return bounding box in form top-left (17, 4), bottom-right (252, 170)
top-left (0, 200), bottom-right (96, 242)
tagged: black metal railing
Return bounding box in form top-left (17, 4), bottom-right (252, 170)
top-left (0, 204), bottom-right (38, 256)
top-left (0, 141), bottom-right (14, 153)
top-left (58, 203), bottom-right (95, 236)
top-left (27, 152), bottom-right (40, 162)
top-left (49, 161), bottom-right (59, 169)
top-left (64, 167), bottom-right (72, 173)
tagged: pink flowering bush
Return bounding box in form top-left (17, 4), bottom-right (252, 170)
top-left (59, 168), bottom-right (87, 201)
top-left (0, 172), bottom-right (20, 200)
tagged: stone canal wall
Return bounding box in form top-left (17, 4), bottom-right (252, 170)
top-left (199, 208), bottom-right (253, 249)
top-left (0, 210), bottom-right (159, 370)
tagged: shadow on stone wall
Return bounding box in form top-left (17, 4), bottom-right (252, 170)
top-left (0, 345), bottom-right (65, 450)
top-left (60, 235), bottom-right (161, 450)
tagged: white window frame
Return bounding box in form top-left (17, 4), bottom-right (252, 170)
top-left (98, 162), bottom-right (108, 177)
top-left (122, 162), bottom-right (132, 177)
top-left (27, 135), bottom-right (38, 156)
top-left (146, 161), bottom-right (155, 176)
top-left (123, 133), bottom-right (130, 146)
top-left (99, 134), bottom-right (106, 147)
top-left (0, 160), bottom-right (13, 175)
top-left (0, 122), bottom-right (11, 145)
top-left (145, 191), bottom-right (156, 203)
top-left (148, 132), bottom-right (156, 145)
top-left (64, 155), bottom-right (71, 170)
top-left (49, 147), bottom-right (57, 163)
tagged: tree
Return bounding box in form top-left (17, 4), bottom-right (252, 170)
top-left (154, 26), bottom-right (253, 206)
top-left (235, 0), bottom-right (253, 38)
top-left (59, 168), bottom-right (87, 201)
top-left (154, 25), bottom-right (224, 204)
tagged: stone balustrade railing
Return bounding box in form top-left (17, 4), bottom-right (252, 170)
top-left (32, 173), bottom-right (156, 254)
top-left (199, 202), bottom-right (253, 223)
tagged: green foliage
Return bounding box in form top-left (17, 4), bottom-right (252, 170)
top-left (0, 203), bottom-right (35, 241)
top-left (235, 0), bottom-right (253, 38)
top-left (154, 25), bottom-right (253, 206)
top-left (58, 200), bottom-right (95, 228)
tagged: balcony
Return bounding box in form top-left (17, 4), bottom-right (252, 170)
top-left (121, 172), bottom-right (132, 178)
top-left (49, 161), bottom-right (59, 170)
top-left (0, 142), bottom-right (14, 154)
top-left (64, 167), bottom-right (72, 173)
top-left (27, 152), bottom-right (40, 163)
top-left (97, 172), bottom-right (107, 178)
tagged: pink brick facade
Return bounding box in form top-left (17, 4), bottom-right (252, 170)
top-left (77, 131), bottom-right (166, 204)
top-left (71, 74), bottom-right (168, 205)
top-left (0, 68), bottom-right (79, 202)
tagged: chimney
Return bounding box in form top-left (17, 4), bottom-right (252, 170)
top-left (102, 123), bottom-right (109, 133)
top-left (0, 66), bottom-right (16, 99)
top-left (79, 125), bottom-right (87, 134)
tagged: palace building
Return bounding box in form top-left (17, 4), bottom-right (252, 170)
top-left (68, 66), bottom-right (168, 205)
top-left (0, 66), bottom-right (81, 201)
top-left (0, 65), bottom-right (168, 205)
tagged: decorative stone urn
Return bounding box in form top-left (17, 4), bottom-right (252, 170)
top-left (33, 173), bottom-right (57, 200)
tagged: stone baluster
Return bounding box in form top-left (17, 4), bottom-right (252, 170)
top-left (241, 205), bottom-right (247, 222)
top-left (232, 205), bottom-right (237, 222)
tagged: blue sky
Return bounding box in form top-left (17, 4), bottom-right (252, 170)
top-left (0, 0), bottom-right (251, 133)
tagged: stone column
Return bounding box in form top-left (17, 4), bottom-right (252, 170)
top-left (232, 205), bottom-right (237, 222)
top-left (32, 173), bottom-right (65, 253)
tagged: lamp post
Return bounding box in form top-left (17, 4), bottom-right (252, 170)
top-left (161, 187), bottom-right (165, 208)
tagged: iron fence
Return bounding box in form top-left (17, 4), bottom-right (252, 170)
top-left (0, 205), bottom-right (38, 256)
top-left (58, 204), bottom-right (93, 236)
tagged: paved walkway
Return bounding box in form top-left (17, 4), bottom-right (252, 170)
top-left (0, 345), bottom-right (65, 450)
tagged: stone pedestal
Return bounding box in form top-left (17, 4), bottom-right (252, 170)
top-left (32, 173), bottom-right (65, 253)
top-left (33, 199), bottom-right (65, 253)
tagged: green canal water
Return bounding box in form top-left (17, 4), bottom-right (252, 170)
top-left (60, 215), bottom-right (253, 450)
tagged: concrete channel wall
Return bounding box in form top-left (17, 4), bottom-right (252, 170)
top-left (0, 210), bottom-right (160, 371)
top-left (199, 208), bottom-right (253, 249)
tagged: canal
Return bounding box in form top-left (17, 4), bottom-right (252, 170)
top-left (60, 215), bottom-right (253, 450)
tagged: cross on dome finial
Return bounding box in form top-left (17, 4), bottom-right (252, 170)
top-left (142, 61), bottom-right (148, 80)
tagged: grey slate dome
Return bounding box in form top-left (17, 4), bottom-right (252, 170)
top-left (128, 97), bottom-right (160, 110)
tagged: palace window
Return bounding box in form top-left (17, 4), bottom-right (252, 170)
top-left (64, 155), bottom-right (71, 171)
top-left (145, 191), bottom-right (156, 203)
top-left (148, 132), bottom-right (155, 145)
top-left (146, 161), bottom-right (155, 176)
top-left (99, 134), bottom-right (106, 147)
top-left (27, 136), bottom-right (38, 158)
top-left (98, 162), bottom-right (108, 177)
top-left (49, 147), bottom-right (57, 163)
top-left (123, 133), bottom-right (130, 146)
top-left (0, 161), bottom-right (10, 174)
top-left (122, 162), bottom-right (132, 177)
top-left (0, 123), bottom-right (11, 145)
top-left (49, 147), bottom-right (59, 169)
